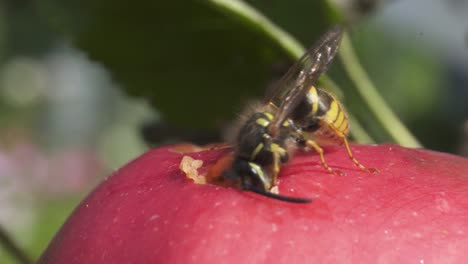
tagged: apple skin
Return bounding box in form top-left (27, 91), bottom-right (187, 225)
top-left (38, 144), bottom-right (468, 263)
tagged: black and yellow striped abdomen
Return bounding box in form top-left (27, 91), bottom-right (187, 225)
top-left (317, 89), bottom-right (349, 137)
top-left (291, 86), bottom-right (349, 139)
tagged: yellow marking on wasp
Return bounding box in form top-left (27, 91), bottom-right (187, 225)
top-left (264, 112), bottom-right (274, 120)
top-left (248, 162), bottom-right (271, 190)
top-left (250, 143), bottom-right (264, 160)
top-left (256, 118), bottom-right (270, 127)
top-left (326, 100), bottom-right (340, 123)
top-left (309, 87), bottom-right (319, 114)
top-left (338, 117), bottom-right (349, 134)
top-left (271, 143), bottom-right (287, 156)
top-left (334, 110), bottom-right (345, 129)
top-left (270, 143), bottom-right (287, 186)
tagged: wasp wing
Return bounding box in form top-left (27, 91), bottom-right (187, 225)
top-left (265, 26), bottom-right (343, 135)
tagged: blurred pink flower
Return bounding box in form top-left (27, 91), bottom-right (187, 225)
top-left (1, 140), bottom-right (104, 197)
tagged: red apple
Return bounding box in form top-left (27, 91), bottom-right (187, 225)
top-left (38, 144), bottom-right (468, 263)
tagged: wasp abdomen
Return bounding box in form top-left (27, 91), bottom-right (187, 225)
top-left (320, 90), bottom-right (349, 136)
top-left (291, 86), bottom-right (349, 137)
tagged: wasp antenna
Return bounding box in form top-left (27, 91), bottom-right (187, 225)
top-left (245, 187), bottom-right (312, 203)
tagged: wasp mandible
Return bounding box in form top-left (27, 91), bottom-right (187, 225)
top-left (223, 26), bottom-right (377, 203)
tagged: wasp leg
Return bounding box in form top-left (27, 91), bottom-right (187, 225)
top-left (270, 143), bottom-right (288, 186)
top-left (326, 124), bottom-right (379, 174)
top-left (290, 125), bottom-right (344, 176)
top-left (272, 152), bottom-right (281, 186)
top-left (305, 139), bottom-right (345, 176)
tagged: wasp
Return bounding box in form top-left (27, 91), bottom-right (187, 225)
top-left (223, 26), bottom-right (377, 203)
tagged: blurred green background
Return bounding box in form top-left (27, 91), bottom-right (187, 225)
top-left (0, 0), bottom-right (467, 263)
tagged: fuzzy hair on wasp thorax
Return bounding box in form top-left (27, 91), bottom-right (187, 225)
top-left (222, 26), bottom-right (377, 203)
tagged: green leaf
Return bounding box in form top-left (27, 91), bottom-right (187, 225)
top-left (37, 0), bottom-right (337, 129)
